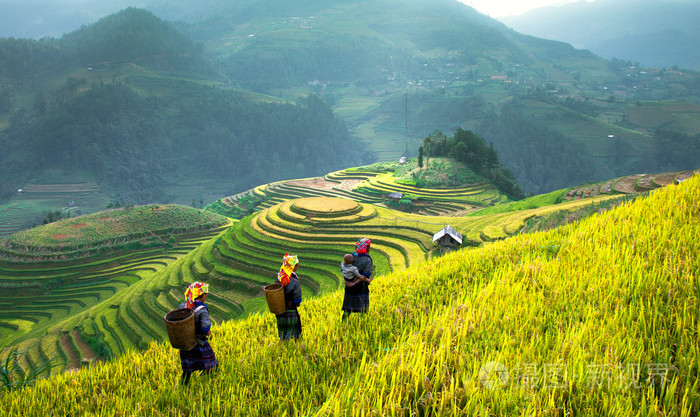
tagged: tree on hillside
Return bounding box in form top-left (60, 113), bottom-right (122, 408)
top-left (418, 146), bottom-right (424, 168)
top-left (422, 128), bottom-right (525, 199)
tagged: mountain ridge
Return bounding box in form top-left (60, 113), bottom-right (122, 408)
top-left (502, 0), bottom-right (700, 70)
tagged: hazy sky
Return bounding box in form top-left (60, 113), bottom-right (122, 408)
top-left (460, 0), bottom-right (594, 17)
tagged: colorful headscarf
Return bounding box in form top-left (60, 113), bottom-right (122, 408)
top-left (185, 282), bottom-right (209, 309)
top-left (355, 238), bottom-right (371, 255)
top-left (277, 253), bottom-right (299, 287)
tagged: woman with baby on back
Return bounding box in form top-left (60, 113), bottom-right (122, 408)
top-left (340, 238), bottom-right (374, 320)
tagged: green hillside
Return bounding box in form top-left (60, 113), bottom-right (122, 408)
top-left (183, 0), bottom-right (700, 191)
top-left (2, 170), bottom-right (698, 415)
top-left (2, 160), bottom-right (687, 378)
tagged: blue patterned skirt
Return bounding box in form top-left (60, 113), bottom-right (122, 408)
top-left (179, 340), bottom-right (218, 372)
top-left (276, 309), bottom-right (302, 340)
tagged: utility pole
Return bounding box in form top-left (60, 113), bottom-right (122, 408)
top-left (405, 89), bottom-right (408, 157)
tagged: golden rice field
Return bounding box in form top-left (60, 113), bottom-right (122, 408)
top-left (2, 173), bottom-right (697, 416)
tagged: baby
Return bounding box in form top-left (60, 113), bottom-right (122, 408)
top-left (340, 253), bottom-right (371, 288)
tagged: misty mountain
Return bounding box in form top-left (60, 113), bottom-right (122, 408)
top-left (1, 0), bottom-right (699, 204)
top-left (0, 0), bottom-right (233, 39)
top-left (502, 0), bottom-right (700, 70)
top-left (182, 0), bottom-right (596, 89)
top-left (0, 8), bottom-right (365, 203)
top-left (0, 8), bottom-right (213, 83)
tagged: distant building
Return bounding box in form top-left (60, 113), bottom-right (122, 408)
top-left (398, 156), bottom-right (407, 164)
top-left (388, 192), bottom-right (403, 202)
top-left (491, 75), bottom-right (507, 80)
top-left (433, 226), bottom-right (463, 253)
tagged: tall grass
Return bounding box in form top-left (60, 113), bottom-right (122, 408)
top-left (1, 175), bottom-right (698, 416)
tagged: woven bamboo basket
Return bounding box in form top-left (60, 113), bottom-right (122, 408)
top-left (263, 283), bottom-right (286, 315)
top-left (164, 308), bottom-right (197, 351)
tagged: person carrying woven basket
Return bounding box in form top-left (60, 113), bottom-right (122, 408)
top-left (275, 253), bottom-right (303, 341)
top-left (342, 238), bottom-right (374, 320)
top-left (177, 281), bottom-right (218, 385)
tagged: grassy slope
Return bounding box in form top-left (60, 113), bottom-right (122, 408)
top-left (3, 174), bottom-right (697, 415)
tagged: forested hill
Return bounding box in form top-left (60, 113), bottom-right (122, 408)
top-left (0, 8), bottom-right (366, 204)
top-left (60, 8), bottom-right (212, 76)
top-left (502, 0), bottom-right (700, 71)
top-left (0, 8), bottom-right (213, 81)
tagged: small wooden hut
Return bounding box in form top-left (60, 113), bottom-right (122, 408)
top-left (433, 225), bottom-right (463, 253)
top-left (388, 192), bottom-right (403, 202)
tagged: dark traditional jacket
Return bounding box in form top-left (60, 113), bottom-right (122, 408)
top-left (278, 272), bottom-right (302, 310)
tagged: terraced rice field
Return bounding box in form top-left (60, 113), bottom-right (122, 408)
top-left (5, 166), bottom-right (685, 376)
top-left (0, 229), bottom-right (234, 373)
top-left (0, 202), bottom-right (28, 239)
top-left (6, 173), bottom-right (699, 416)
top-left (208, 192), bottom-right (625, 302)
top-left (564, 170), bottom-right (696, 199)
top-left (0, 181), bottom-right (110, 238)
top-left (0, 205), bottom-right (232, 373)
top-left (357, 173), bottom-right (507, 208)
top-left (208, 166), bottom-right (507, 219)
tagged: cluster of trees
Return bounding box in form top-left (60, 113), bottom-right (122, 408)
top-left (420, 128), bottom-right (525, 199)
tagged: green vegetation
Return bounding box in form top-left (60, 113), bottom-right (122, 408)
top-left (0, 8), bottom-right (367, 207)
top-left (0, 346), bottom-right (62, 393)
top-left (1, 161), bottom-right (648, 375)
top-left (2, 168), bottom-right (698, 416)
top-left (2, 0), bottom-right (700, 210)
top-left (519, 193), bottom-right (645, 234)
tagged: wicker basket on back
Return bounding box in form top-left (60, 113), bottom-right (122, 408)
top-left (263, 283), bottom-right (286, 315)
top-left (164, 308), bottom-right (197, 351)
